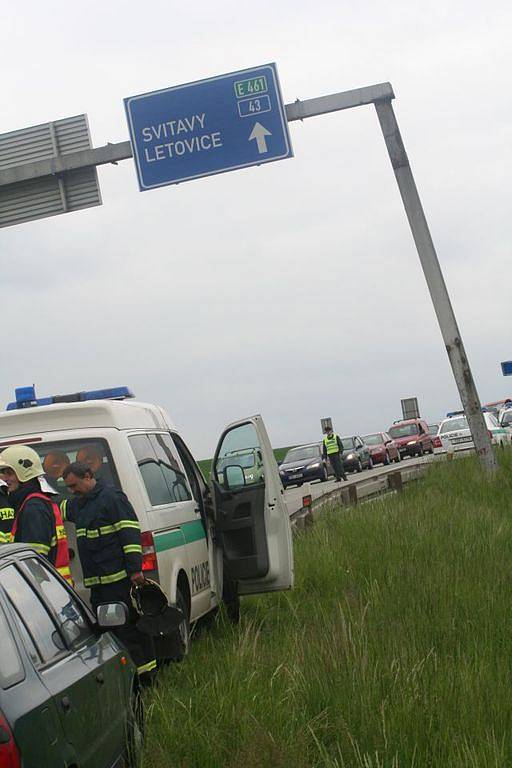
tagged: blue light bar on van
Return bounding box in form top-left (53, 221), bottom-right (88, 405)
top-left (446, 410), bottom-right (465, 417)
top-left (6, 386), bottom-right (134, 410)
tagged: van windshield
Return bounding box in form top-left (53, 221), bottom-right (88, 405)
top-left (17, 438), bottom-right (120, 504)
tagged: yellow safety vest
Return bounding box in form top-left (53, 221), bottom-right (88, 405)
top-left (323, 434), bottom-right (340, 455)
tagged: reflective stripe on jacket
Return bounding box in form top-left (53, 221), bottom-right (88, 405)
top-left (323, 434), bottom-right (341, 455)
top-left (0, 501), bottom-right (15, 544)
top-left (11, 492), bottom-right (72, 583)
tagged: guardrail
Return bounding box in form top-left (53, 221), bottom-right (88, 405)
top-left (289, 462), bottom-right (429, 529)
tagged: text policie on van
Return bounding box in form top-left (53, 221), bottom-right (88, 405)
top-left (141, 113), bottom-right (222, 162)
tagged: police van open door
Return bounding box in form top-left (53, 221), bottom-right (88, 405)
top-left (212, 415), bottom-right (293, 595)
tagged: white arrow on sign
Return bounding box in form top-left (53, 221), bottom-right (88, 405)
top-left (249, 122), bottom-right (272, 154)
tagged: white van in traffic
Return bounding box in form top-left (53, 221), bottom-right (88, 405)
top-left (0, 386), bottom-right (294, 657)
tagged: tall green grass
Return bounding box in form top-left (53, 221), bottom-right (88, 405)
top-left (143, 450), bottom-right (512, 767)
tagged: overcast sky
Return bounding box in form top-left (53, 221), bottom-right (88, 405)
top-left (1, 0), bottom-right (510, 458)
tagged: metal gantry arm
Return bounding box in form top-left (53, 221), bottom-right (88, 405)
top-left (0, 83), bottom-right (395, 185)
top-left (0, 81), bottom-right (496, 472)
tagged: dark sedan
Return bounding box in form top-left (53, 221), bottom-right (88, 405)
top-left (362, 432), bottom-right (400, 465)
top-left (0, 544), bottom-right (140, 768)
top-left (279, 443), bottom-right (332, 488)
top-left (341, 436), bottom-right (373, 472)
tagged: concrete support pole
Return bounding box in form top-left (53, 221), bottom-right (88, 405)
top-left (374, 100), bottom-right (497, 474)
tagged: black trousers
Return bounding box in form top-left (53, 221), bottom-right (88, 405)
top-left (90, 579), bottom-right (156, 682)
top-left (328, 452), bottom-right (347, 481)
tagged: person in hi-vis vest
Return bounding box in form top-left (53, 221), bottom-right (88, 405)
top-left (322, 427), bottom-right (347, 482)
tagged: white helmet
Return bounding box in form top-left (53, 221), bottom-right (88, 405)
top-left (0, 445), bottom-right (45, 483)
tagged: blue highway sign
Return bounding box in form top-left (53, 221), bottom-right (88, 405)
top-left (124, 64), bottom-right (293, 191)
top-left (501, 361), bottom-right (512, 376)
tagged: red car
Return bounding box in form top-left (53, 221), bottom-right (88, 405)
top-left (362, 432), bottom-right (401, 465)
top-left (387, 418), bottom-right (434, 458)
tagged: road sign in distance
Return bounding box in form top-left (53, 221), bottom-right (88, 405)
top-left (501, 361), bottom-right (512, 376)
top-left (321, 418), bottom-right (333, 434)
top-left (401, 397), bottom-right (420, 420)
top-left (124, 63), bottom-right (293, 191)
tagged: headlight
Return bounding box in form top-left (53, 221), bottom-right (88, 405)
top-left (407, 440), bottom-right (417, 445)
top-left (308, 462), bottom-right (321, 469)
top-left (346, 453), bottom-right (355, 460)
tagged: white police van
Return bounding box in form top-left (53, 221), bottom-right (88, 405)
top-left (0, 386), bottom-right (294, 654)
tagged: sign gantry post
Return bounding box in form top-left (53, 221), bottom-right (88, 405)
top-left (373, 99), bottom-right (497, 474)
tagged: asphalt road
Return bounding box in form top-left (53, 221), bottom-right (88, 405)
top-left (283, 454), bottom-right (435, 515)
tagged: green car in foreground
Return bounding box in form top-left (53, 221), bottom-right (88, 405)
top-left (0, 543), bottom-right (139, 768)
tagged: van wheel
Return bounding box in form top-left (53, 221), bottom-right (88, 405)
top-left (169, 586), bottom-right (190, 662)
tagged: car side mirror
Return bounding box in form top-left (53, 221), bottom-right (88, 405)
top-left (223, 465), bottom-right (246, 490)
top-left (97, 602), bottom-right (129, 629)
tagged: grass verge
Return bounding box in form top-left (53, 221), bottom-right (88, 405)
top-left (143, 449), bottom-right (512, 768)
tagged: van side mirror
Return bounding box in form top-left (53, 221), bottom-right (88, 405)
top-left (223, 465), bottom-right (246, 490)
top-left (97, 602), bottom-right (128, 629)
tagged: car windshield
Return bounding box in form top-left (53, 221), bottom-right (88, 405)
top-left (362, 434), bottom-right (382, 446)
top-left (389, 424), bottom-right (418, 438)
top-left (218, 452), bottom-right (255, 469)
top-left (341, 437), bottom-right (355, 449)
top-left (283, 446), bottom-right (319, 463)
top-left (440, 417), bottom-right (468, 433)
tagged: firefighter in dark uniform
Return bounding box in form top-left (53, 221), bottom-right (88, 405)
top-left (322, 427), bottom-right (347, 482)
top-left (0, 479), bottom-right (15, 545)
top-left (0, 446), bottom-right (72, 582)
top-left (62, 461), bottom-right (156, 684)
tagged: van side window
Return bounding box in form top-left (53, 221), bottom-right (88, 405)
top-left (149, 434), bottom-right (192, 503)
top-left (171, 433), bottom-right (204, 506)
top-left (129, 434), bottom-right (192, 506)
top-left (129, 435), bottom-right (173, 506)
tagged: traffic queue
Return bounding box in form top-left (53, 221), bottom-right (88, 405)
top-left (278, 402), bottom-right (512, 489)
